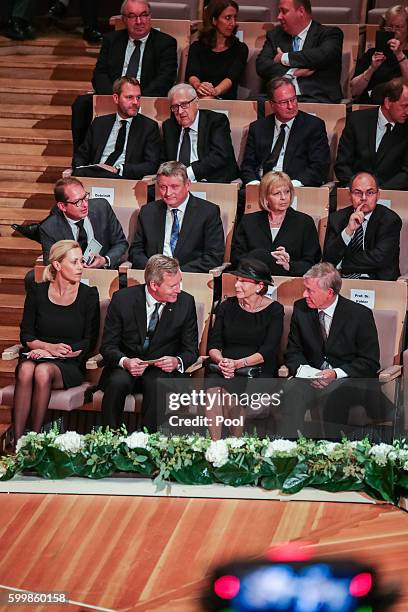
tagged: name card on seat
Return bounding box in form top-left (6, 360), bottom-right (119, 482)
top-left (91, 186), bottom-right (115, 206)
top-left (350, 288), bottom-right (375, 309)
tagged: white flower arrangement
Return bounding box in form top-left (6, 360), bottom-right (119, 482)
top-left (226, 438), bottom-right (246, 449)
top-left (369, 443), bottom-right (397, 466)
top-left (124, 431), bottom-right (149, 450)
top-left (205, 439), bottom-right (229, 467)
top-left (53, 431), bottom-right (84, 454)
top-left (264, 439), bottom-right (298, 457)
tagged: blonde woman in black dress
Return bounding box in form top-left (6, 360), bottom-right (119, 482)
top-left (14, 240), bottom-right (99, 443)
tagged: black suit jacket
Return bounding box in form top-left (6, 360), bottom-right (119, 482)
top-left (161, 109), bottom-right (239, 183)
top-left (129, 194), bottom-right (225, 273)
top-left (92, 28), bottom-right (177, 96)
top-left (100, 283), bottom-right (198, 369)
top-left (334, 107), bottom-right (408, 189)
top-left (39, 198), bottom-right (128, 268)
top-left (231, 208), bottom-right (321, 276)
top-left (256, 21), bottom-right (343, 102)
top-left (323, 204), bottom-right (401, 280)
top-left (241, 111), bottom-right (330, 185)
top-left (73, 113), bottom-right (161, 180)
top-left (285, 295), bottom-right (380, 377)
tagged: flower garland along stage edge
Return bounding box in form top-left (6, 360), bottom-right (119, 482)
top-left (1, 428), bottom-right (408, 505)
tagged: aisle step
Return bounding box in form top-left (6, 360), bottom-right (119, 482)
top-left (0, 56), bottom-right (95, 81)
top-left (0, 35), bottom-right (100, 58)
top-left (0, 105), bottom-right (71, 130)
top-left (0, 182), bottom-right (55, 209)
top-left (0, 266), bottom-right (32, 294)
top-left (0, 155), bottom-right (70, 182)
top-left (0, 327), bottom-right (20, 353)
top-left (0, 208), bottom-right (46, 237)
top-left (0, 237), bottom-right (41, 267)
top-left (0, 362), bottom-right (16, 387)
top-left (0, 294), bottom-right (24, 326)
top-left (0, 128), bottom-right (72, 156)
top-left (0, 78), bottom-right (91, 105)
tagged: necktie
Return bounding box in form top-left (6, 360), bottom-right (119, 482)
top-left (318, 311), bottom-right (331, 369)
top-left (126, 39), bottom-right (141, 77)
top-left (170, 209), bottom-right (180, 254)
top-left (350, 223), bottom-right (364, 253)
top-left (263, 123), bottom-right (287, 174)
top-left (105, 119), bottom-right (127, 167)
top-left (178, 127), bottom-right (191, 167)
top-left (292, 35), bottom-right (301, 51)
top-left (143, 302), bottom-right (161, 353)
top-left (376, 122), bottom-right (393, 155)
top-left (76, 219), bottom-right (88, 253)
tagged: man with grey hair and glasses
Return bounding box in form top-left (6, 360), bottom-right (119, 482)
top-left (71, 0), bottom-right (177, 154)
top-left (161, 83), bottom-right (239, 183)
top-left (280, 262), bottom-right (381, 436)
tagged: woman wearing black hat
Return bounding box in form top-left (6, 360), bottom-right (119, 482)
top-left (205, 258), bottom-right (284, 438)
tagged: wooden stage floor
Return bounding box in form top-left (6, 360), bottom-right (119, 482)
top-left (0, 493), bottom-right (407, 611)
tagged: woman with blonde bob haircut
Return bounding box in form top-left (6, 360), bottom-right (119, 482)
top-left (13, 239), bottom-right (99, 444)
top-left (231, 171), bottom-right (321, 276)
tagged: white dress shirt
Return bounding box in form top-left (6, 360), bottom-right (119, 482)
top-left (296, 295), bottom-right (348, 379)
top-left (281, 21), bottom-right (313, 95)
top-left (375, 107), bottom-right (395, 152)
top-left (100, 114), bottom-right (133, 175)
top-left (162, 194), bottom-right (189, 257)
top-left (64, 214), bottom-right (110, 267)
top-left (177, 111), bottom-right (199, 182)
top-left (122, 33), bottom-right (149, 82)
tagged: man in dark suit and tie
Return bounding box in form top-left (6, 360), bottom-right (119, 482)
top-left (39, 177), bottom-right (128, 269)
top-left (335, 78), bottom-right (408, 189)
top-left (323, 172), bottom-right (402, 280)
top-left (129, 161), bottom-right (225, 273)
top-left (71, 0), bottom-right (177, 153)
top-left (281, 262), bottom-right (381, 436)
top-left (256, 0), bottom-right (343, 103)
top-left (161, 83), bottom-right (239, 184)
top-left (241, 76), bottom-right (330, 186)
top-left (99, 254), bottom-right (199, 431)
top-left (71, 76), bottom-right (160, 180)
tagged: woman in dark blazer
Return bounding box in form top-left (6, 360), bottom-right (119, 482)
top-left (231, 171), bottom-right (321, 276)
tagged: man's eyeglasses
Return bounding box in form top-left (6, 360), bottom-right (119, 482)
top-left (64, 192), bottom-right (90, 207)
top-left (272, 95), bottom-right (297, 106)
top-left (350, 189), bottom-right (378, 198)
top-left (123, 12), bottom-right (151, 21)
top-left (170, 96), bottom-right (197, 114)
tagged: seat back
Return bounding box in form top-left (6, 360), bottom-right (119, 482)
top-left (336, 187), bottom-right (407, 276)
top-left (126, 269), bottom-right (214, 355)
top-left (238, 47), bottom-right (264, 99)
top-left (245, 185), bottom-right (330, 250)
top-left (34, 265), bottom-right (120, 300)
top-left (311, 0), bottom-right (368, 23)
top-left (79, 176), bottom-right (147, 245)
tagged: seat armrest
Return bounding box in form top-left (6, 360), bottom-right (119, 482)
top-left (278, 365), bottom-right (289, 378)
top-left (210, 262), bottom-right (230, 277)
top-left (186, 355), bottom-right (209, 374)
top-left (2, 344), bottom-right (22, 360)
top-left (119, 261), bottom-right (132, 274)
top-left (141, 175), bottom-right (156, 184)
top-left (378, 364), bottom-right (402, 383)
top-left (86, 353), bottom-right (103, 370)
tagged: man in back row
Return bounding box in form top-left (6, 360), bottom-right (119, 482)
top-left (256, 0), bottom-right (343, 103)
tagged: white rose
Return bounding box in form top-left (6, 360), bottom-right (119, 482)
top-left (226, 438), bottom-right (245, 449)
top-left (265, 439), bottom-right (297, 457)
top-left (54, 431), bottom-right (84, 454)
top-left (15, 432), bottom-right (36, 453)
top-left (369, 443), bottom-right (395, 466)
top-left (205, 440), bottom-right (229, 468)
top-left (124, 431), bottom-right (149, 450)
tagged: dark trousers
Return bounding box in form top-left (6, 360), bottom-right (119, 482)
top-left (71, 93), bottom-right (94, 155)
top-left (100, 366), bottom-right (179, 433)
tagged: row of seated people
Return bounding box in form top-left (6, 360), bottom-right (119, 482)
top-left (64, 74), bottom-right (408, 194)
top-left (71, 0), bottom-right (408, 151)
top-left (10, 242), bottom-right (391, 444)
top-left (21, 163), bottom-right (403, 307)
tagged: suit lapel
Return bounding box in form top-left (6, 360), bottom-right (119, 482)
top-left (363, 204), bottom-right (380, 247)
top-left (261, 116), bottom-right (276, 163)
top-left (96, 115), bottom-right (115, 162)
top-left (156, 201), bottom-right (167, 252)
top-left (133, 285), bottom-right (147, 338)
top-left (271, 206), bottom-right (294, 246)
top-left (197, 111), bottom-right (207, 159)
top-left (174, 195), bottom-right (195, 255)
top-left (168, 116), bottom-right (182, 159)
top-left (258, 210), bottom-right (274, 244)
top-left (368, 108), bottom-right (379, 163)
top-left (283, 114), bottom-right (301, 169)
top-left (376, 122), bottom-right (399, 165)
top-left (150, 302), bottom-right (173, 348)
top-left (326, 296), bottom-right (346, 347)
top-left (124, 115), bottom-right (140, 161)
top-left (302, 21), bottom-right (318, 50)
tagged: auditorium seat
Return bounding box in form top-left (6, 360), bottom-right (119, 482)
top-left (245, 184), bottom-right (330, 250)
top-left (336, 187), bottom-right (408, 278)
top-left (367, 0), bottom-right (396, 24)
